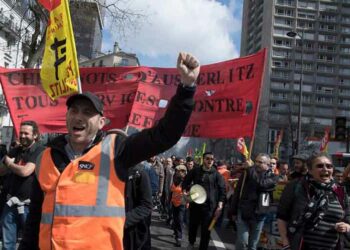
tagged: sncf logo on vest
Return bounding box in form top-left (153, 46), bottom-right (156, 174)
top-left (78, 161), bottom-right (95, 170)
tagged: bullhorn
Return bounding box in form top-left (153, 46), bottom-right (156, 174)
top-left (187, 184), bottom-right (207, 204)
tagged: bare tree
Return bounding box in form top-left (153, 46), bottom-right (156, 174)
top-left (10, 0), bottom-right (145, 68)
top-left (100, 0), bottom-right (145, 39)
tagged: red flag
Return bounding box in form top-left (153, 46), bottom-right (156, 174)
top-left (38, 0), bottom-right (61, 11)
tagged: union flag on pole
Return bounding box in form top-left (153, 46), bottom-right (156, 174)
top-left (38, 0), bottom-right (80, 100)
top-left (320, 127), bottom-right (330, 153)
top-left (237, 137), bottom-right (250, 160)
top-left (272, 130), bottom-right (284, 159)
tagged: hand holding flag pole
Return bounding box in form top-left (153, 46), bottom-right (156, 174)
top-left (236, 137), bottom-right (253, 165)
top-left (208, 202), bottom-right (223, 231)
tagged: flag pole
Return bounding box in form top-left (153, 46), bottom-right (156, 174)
top-left (249, 48), bottom-right (268, 160)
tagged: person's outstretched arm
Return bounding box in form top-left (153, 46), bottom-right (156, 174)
top-left (116, 53), bottom-right (200, 171)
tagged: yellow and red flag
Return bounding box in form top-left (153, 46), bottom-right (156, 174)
top-left (38, 0), bottom-right (80, 100)
top-left (237, 137), bottom-right (249, 160)
top-left (320, 127), bottom-right (330, 153)
top-left (272, 130), bottom-right (284, 159)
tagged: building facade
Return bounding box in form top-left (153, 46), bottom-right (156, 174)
top-left (241, 0), bottom-right (350, 159)
top-left (79, 42), bottom-right (140, 67)
top-left (0, 0), bottom-right (36, 146)
top-left (70, 0), bottom-right (105, 59)
top-left (0, 0), bottom-right (34, 68)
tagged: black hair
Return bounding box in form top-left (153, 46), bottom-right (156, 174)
top-left (277, 161), bottom-right (288, 168)
top-left (203, 151), bottom-right (214, 157)
top-left (186, 156), bottom-right (194, 162)
top-left (20, 120), bottom-right (40, 140)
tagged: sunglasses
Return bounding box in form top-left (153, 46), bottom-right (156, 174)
top-left (315, 163), bottom-right (333, 169)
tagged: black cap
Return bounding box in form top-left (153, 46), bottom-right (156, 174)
top-left (66, 92), bottom-right (103, 115)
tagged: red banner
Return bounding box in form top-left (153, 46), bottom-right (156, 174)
top-left (0, 49), bottom-right (266, 138)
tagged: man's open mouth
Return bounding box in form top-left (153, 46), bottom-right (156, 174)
top-left (73, 126), bottom-right (85, 131)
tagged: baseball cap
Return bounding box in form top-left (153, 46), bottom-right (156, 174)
top-left (66, 92), bottom-right (103, 115)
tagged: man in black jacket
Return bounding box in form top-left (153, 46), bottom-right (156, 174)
top-left (182, 152), bottom-right (226, 250)
top-left (124, 164), bottom-right (152, 250)
top-left (230, 153), bottom-right (279, 250)
top-left (289, 153), bottom-right (309, 180)
top-left (0, 121), bottom-right (45, 249)
top-left (18, 52), bottom-right (200, 249)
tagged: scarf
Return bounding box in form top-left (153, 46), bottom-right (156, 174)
top-left (288, 177), bottom-right (336, 234)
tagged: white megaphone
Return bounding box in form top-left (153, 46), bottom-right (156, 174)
top-left (186, 184), bottom-right (207, 204)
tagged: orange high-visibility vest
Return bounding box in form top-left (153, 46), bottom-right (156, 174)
top-left (171, 183), bottom-right (183, 207)
top-left (35, 134), bottom-right (125, 250)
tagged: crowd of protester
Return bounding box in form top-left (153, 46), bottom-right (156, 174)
top-left (2, 128), bottom-right (350, 250)
top-left (125, 149), bottom-right (350, 250)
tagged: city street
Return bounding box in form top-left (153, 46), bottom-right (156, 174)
top-left (150, 211), bottom-right (236, 250)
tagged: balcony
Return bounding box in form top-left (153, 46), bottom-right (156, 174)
top-left (276, 0), bottom-right (295, 7)
top-left (0, 12), bottom-right (20, 42)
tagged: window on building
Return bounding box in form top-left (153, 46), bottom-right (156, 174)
top-left (121, 58), bottom-right (129, 66)
top-left (99, 60), bottom-right (103, 66)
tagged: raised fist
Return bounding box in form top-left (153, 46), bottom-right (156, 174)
top-left (176, 52), bottom-right (200, 86)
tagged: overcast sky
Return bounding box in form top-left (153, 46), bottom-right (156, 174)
top-left (102, 0), bottom-right (243, 68)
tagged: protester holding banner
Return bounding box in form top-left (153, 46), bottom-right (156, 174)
top-left (277, 153), bottom-right (350, 250)
top-left (229, 153), bottom-right (279, 250)
top-left (0, 121), bottom-right (45, 250)
top-left (182, 152), bottom-right (226, 250)
top-left (18, 52), bottom-right (200, 250)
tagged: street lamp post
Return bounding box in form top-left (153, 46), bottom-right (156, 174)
top-left (287, 30), bottom-right (304, 154)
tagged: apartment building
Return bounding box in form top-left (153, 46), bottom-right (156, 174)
top-left (70, 0), bottom-right (105, 59)
top-left (0, 0), bottom-right (36, 146)
top-left (241, 0), bottom-right (350, 159)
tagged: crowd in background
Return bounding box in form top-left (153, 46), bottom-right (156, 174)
top-left (2, 129), bottom-right (350, 250)
top-left (125, 150), bottom-right (350, 250)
